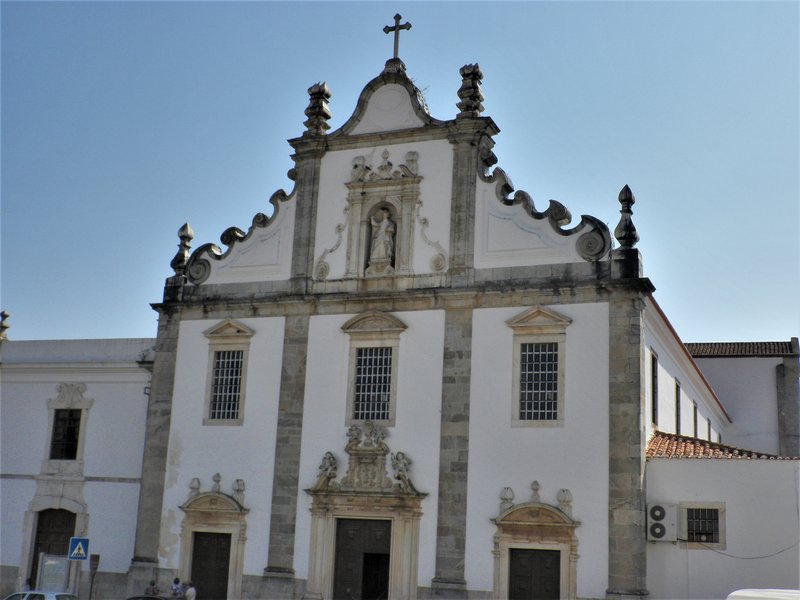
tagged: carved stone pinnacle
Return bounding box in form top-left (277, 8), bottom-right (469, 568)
top-left (614, 184), bottom-right (639, 248)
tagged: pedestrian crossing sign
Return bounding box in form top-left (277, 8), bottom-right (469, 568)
top-left (68, 537), bottom-right (89, 560)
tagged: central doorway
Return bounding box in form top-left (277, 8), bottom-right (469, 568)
top-left (509, 548), bottom-right (561, 600)
top-left (191, 532), bottom-right (231, 600)
top-left (333, 519), bottom-right (391, 600)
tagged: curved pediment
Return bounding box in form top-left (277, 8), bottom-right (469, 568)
top-left (330, 62), bottom-right (445, 137)
top-left (181, 492), bottom-right (247, 515)
top-left (495, 502), bottom-right (578, 527)
top-left (341, 311), bottom-right (407, 335)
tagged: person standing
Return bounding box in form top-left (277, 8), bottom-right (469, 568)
top-left (183, 581), bottom-right (196, 600)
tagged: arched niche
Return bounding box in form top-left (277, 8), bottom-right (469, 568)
top-left (179, 492), bottom-right (248, 600)
top-left (491, 502), bottom-right (580, 600)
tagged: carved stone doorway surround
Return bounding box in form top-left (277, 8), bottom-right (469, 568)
top-left (304, 423), bottom-right (426, 599)
top-left (179, 475), bottom-right (248, 600)
top-left (492, 501), bottom-right (580, 600)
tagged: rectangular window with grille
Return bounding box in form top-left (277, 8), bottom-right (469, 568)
top-left (353, 346), bottom-right (392, 421)
top-left (519, 342), bottom-right (558, 421)
top-left (209, 350), bottom-right (243, 420)
top-left (686, 507), bottom-right (720, 543)
top-left (50, 409), bottom-right (81, 460)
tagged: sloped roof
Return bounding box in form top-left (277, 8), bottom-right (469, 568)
top-left (646, 431), bottom-right (798, 460)
top-left (686, 341), bottom-right (796, 357)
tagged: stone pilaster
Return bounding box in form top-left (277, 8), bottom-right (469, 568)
top-left (777, 337), bottom-right (800, 457)
top-left (606, 293), bottom-right (648, 599)
top-left (128, 304), bottom-right (181, 591)
top-left (264, 314), bottom-right (310, 589)
top-left (288, 135), bottom-right (327, 293)
top-left (447, 118), bottom-right (498, 286)
top-left (431, 307), bottom-right (473, 598)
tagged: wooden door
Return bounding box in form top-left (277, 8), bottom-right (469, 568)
top-left (333, 519), bottom-right (391, 600)
top-left (509, 549), bottom-right (560, 600)
top-left (31, 509), bottom-right (75, 588)
top-left (191, 532), bottom-right (231, 600)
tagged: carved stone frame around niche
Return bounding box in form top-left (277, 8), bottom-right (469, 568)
top-left (492, 502), bottom-right (580, 600)
top-left (344, 160), bottom-right (422, 280)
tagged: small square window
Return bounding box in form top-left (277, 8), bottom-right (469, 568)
top-left (686, 507), bottom-right (719, 543)
top-left (681, 502), bottom-right (725, 548)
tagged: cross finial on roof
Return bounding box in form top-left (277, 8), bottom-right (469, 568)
top-left (383, 14), bottom-right (411, 60)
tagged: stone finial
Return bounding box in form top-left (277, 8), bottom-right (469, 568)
top-left (500, 486), bottom-right (515, 512)
top-left (189, 477), bottom-right (200, 497)
top-left (303, 82), bottom-right (332, 136)
top-left (614, 185), bottom-right (639, 248)
top-left (557, 488), bottom-right (573, 517)
top-left (232, 479), bottom-right (246, 503)
top-left (170, 223), bottom-right (194, 276)
top-left (212, 472), bottom-right (221, 493)
top-left (0, 310), bottom-right (9, 341)
top-left (456, 63), bottom-right (485, 118)
top-left (530, 480), bottom-right (541, 503)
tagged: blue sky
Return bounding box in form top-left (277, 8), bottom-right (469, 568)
top-left (2, 1), bottom-right (798, 342)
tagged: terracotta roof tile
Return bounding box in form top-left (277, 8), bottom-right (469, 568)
top-left (646, 431), bottom-right (799, 460)
top-left (685, 341), bottom-right (796, 357)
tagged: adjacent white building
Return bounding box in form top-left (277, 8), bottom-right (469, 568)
top-left (1, 26), bottom-right (798, 600)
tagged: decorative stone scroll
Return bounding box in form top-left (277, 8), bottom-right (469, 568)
top-left (308, 421), bottom-right (423, 496)
top-left (477, 148), bottom-right (612, 262)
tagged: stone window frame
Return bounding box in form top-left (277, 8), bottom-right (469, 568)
top-left (506, 307), bottom-right (571, 428)
top-left (679, 501), bottom-right (726, 550)
top-left (43, 383), bottom-right (94, 475)
top-left (202, 319), bottom-right (254, 426)
top-left (342, 311), bottom-right (407, 428)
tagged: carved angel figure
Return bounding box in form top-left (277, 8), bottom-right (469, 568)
top-left (391, 451), bottom-right (417, 494)
top-left (311, 452), bottom-right (338, 491)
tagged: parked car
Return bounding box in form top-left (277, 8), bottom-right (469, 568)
top-left (2, 592), bottom-right (78, 600)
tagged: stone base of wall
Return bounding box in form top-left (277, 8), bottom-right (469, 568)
top-left (0, 564), bottom-right (19, 597)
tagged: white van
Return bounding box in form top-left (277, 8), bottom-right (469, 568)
top-left (726, 591), bottom-right (800, 600)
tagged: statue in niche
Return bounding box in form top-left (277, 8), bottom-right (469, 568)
top-left (366, 208), bottom-right (395, 276)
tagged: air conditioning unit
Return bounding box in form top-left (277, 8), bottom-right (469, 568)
top-left (647, 503), bottom-right (678, 541)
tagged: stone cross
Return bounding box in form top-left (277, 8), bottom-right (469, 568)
top-left (383, 14), bottom-right (411, 59)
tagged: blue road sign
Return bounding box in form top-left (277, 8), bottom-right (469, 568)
top-left (68, 537), bottom-right (89, 561)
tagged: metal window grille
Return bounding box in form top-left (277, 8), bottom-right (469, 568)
top-left (210, 350), bottom-right (243, 420)
top-left (50, 409), bottom-right (81, 460)
top-left (686, 508), bottom-right (719, 543)
top-left (353, 346), bottom-right (392, 421)
top-left (519, 342), bottom-right (558, 420)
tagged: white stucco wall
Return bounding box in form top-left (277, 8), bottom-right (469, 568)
top-left (160, 317), bottom-right (285, 575)
top-left (465, 302), bottom-right (610, 596)
top-left (314, 140), bottom-right (454, 279)
top-left (643, 308), bottom-right (728, 444)
top-left (294, 310), bottom-right (445, 585)
top-left (693, 357), bottom-right (782, 454)
top-left (0, 339), bottom-right (154, 577)
top-left (647, 459), bottom-right (800, 599)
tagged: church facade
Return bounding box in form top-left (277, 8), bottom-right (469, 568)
top-left (2, 20), bottom-right (798, 600)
